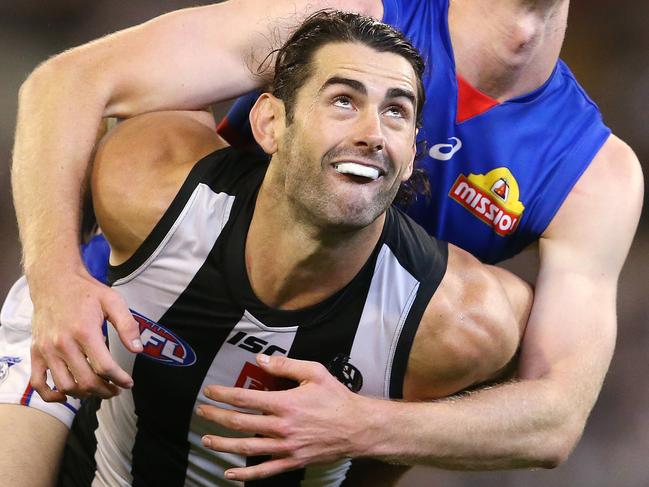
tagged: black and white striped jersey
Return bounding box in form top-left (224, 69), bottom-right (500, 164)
top-left (59, 147), bottom-right (448, 487)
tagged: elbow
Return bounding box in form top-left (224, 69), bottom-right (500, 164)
top-left (535, 434), bottom-right (579, 469)
top-left (531, 409), bottom-right (587, 469)
top-left (19, 49), bottom-right (106, 110)
top-left (18, 60), bottom-right (50, 104)
top-left (21, 51), bottom-right (73, 96)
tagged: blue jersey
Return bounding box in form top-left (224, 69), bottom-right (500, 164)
top-left (382, 0), bottom-right (610, 262)
top-left (217, 0), bottom-right (611, 263)
top-left (81, 234), bottom-right (110, 283)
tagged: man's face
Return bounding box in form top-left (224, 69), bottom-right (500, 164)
top-left (275, 41), bottom-right (418, 231)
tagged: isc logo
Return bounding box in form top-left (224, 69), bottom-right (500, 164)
top-left (226, 331), bottom-right (288, 356)
top-left (132, 310), bottom-right (197, 367)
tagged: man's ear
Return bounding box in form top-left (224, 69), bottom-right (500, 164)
top-left (250, 93), bottom-right (285, 155)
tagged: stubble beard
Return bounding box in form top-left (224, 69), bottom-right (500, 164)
top-left (281, 128), bottom-right (400, 233)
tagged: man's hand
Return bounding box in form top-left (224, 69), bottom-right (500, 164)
top-left (29, 267), bottom-right (142, 401)
top-left (198, 354), bottom-right (374, 481)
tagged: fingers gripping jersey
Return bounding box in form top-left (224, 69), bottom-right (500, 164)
top-left (59, 148), bottom-right (448, 486)
top-left (218, 0), bottom-right (611, 263)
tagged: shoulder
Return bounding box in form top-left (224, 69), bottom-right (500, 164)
top-left (95, 110), bottom-right (220, 172)
top-left (92, 111), bottom-right (223, 263)
top-left (584, 134), bottom-right (643, 194)
top-left (403, 245), bottom-right (529, 400)
top-left (570, 134), bottom-right (642, 199)
top-left (543, 134), bottom-right (643, 276)
top-left (93, 111), bottom-right (222, 206)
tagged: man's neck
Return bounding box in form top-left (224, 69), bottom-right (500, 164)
top-left (448, 0), bottom-right (569, 101)
top-left (244, 177), bottom-right (384, 311)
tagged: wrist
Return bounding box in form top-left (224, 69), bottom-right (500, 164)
top-left (24, 255), bottom-right (90, 297)
top-left (351, 395), bottom-right (400, 459)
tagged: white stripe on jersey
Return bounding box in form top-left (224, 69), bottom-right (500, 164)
top-left (186, 313), bottom-right (298, 486)
top-left (348, 244), bottom-right (420, 398)
top-left (93, 185), bottom-right (235, 487)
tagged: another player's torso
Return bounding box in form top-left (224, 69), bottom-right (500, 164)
top-left (78, 149), bottom-right (446, 487)
top-left (382, 0), bottom-right (610, 263)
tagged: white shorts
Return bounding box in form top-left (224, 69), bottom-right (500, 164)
top-left (0, 276), bottom-right (81, 427)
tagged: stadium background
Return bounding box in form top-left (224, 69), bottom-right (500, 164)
top-left (0, 2), bottom-right (646, 486)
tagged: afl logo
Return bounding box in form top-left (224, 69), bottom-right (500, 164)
top-left (132, 310), bottom-right (197, 367)
top-left (327, 354), bottom-right (363, 393)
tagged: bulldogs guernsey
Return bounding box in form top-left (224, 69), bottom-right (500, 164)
top-left (217, 0), bottom-right (611, 263)
top-left (59, 147), bottom-right (447, 487)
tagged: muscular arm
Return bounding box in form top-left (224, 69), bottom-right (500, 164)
top-left (93, 111), bottom-right (223, 261)
top-left (12, 0), bottom-right (381, 399)
top-left (359, 135), bottom-right (643, 469)
top-left (403, 246), bottom-right (532, 401)
top-left (197, 135), bottom-right (642, 479)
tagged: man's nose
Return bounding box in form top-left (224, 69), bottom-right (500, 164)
top-left (352, 110), bottom-right (385, 152)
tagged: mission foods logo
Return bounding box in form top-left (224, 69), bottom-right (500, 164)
top-left (449, 168), bottom-right (525, 236)
top-left (132, 310), bottom-right (197, 367)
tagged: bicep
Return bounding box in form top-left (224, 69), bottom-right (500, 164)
top-left (59, 0), bottom-right (382, 118)
top-left (518, 136), bottom-right (643, 397)
top-left (404, 248), bottom-right (526, 400)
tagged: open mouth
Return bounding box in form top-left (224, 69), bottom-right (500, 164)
top-left (333, 162), bottom-right (385, 181)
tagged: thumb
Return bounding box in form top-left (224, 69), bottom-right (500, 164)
top-left (256, 354), bottom-right (326, 384)
top-left (102, 291), bottom-right (142, 353)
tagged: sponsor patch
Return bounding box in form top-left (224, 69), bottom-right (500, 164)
top-left (132, 310), bottom-right (197, 367)
top-left (449, 167), bottom-right (525, 236)
top-left (234, 361), bottom-right (295, 391)
top-left (226, 331), bottom-right (288, 356)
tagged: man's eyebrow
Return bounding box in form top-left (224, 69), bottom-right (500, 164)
top-left (319, 76), bottom-right (367, 95)
top-left (387, 88), bottom-right (416, 109)
top-left (320, 77), bottom-right (416, 109)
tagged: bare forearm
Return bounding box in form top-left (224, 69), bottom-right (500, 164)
top-left (361, 378), bottom-right (582, 470)
top-left (12, 58), bottom-right (110, 282)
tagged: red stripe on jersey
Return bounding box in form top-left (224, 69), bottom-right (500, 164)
top-left (456, 75), bottom-right (500, 123)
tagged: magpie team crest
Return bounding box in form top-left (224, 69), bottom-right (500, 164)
top-left (327, 354), bottom-right (363, 393)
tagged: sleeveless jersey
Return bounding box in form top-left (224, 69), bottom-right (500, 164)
top-left (59, 147), bottom-right (447, 486)
top-left (217, 0), bottom-right (611, 263)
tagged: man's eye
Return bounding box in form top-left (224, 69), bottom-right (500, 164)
top-left (333, 96), bottom-right (353, 108)
top-left (385, 105), bottom-right (406, 118)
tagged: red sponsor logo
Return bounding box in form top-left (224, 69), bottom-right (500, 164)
top-left (449, 175), bottom-right (521, 236)
top-left (234, 362), bottom-right (295, 391)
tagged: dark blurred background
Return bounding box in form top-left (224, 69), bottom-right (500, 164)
top-left (0, 1), bottom-right (646, 486)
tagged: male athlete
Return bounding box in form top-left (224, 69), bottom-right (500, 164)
top-left (5, 0), bottom-right (643, 482)
top-left (13, 13), bottom-right (532, 485)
